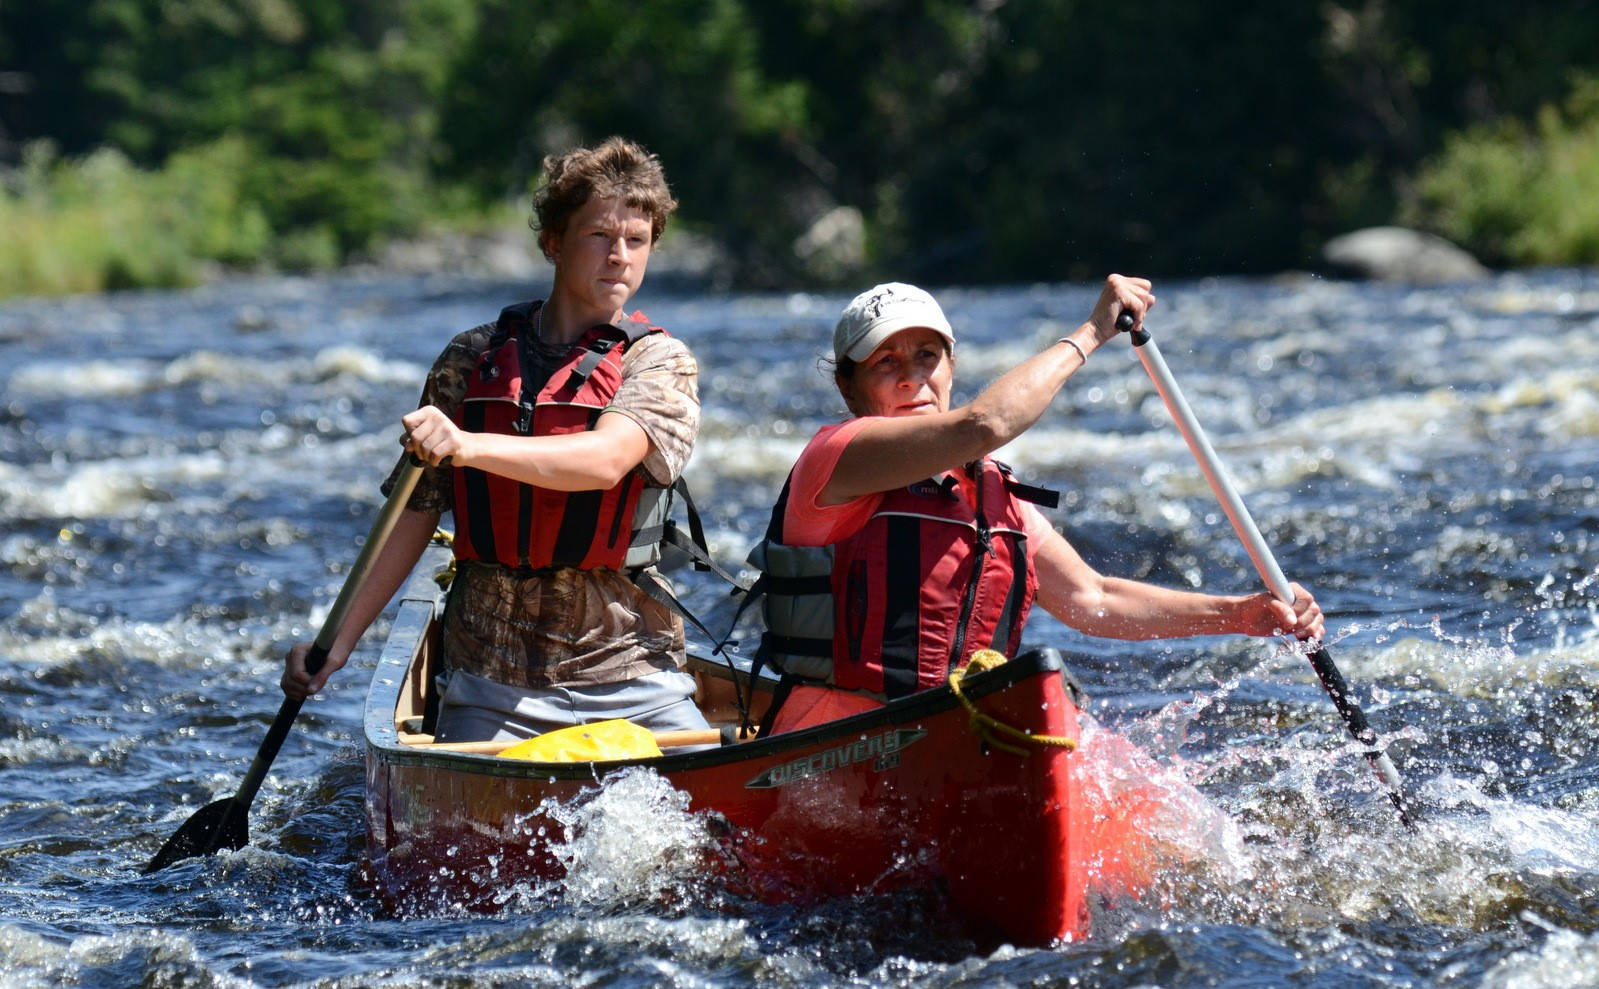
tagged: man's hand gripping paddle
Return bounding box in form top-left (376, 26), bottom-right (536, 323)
top-left (143, 459), bottom-right (426, 873)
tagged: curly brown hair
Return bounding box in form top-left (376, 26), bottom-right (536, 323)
top-left (532, 137), bottom-right (679, 262)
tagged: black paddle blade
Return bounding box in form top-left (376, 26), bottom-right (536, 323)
top-left (143, 796), bottom-right (248, 874)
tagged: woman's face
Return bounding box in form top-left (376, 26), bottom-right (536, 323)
top-left (842, 327), bottom-right (953, 418)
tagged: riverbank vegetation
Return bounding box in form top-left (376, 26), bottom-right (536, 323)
top-left (1406, 77), bottom-right (1599, 267)
top-left (2, 0), bottom-right (1596, 298)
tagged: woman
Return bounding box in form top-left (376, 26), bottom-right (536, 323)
top-left (282, 136), bottom-right (709, 743)
top-left (753, 277), bottom-right (1324, 733)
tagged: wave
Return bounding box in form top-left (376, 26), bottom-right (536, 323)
top-left (8, 345), bottom-right (423, 399)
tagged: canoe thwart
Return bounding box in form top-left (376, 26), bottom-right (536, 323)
top-left (397, 723), bottom-right (750, 757)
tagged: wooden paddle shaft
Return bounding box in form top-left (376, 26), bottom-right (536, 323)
top-left (401, 726), bottom-right (740, 755)
top-left (303, 458), bottom-right (425, 676)
top-left (144, 458), bottom-right (433, 872)
top-left (233, 458), bottom-right (426, 811)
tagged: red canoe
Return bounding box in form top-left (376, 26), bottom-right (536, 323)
top-left (363, 552), bottom-right (1158, 946)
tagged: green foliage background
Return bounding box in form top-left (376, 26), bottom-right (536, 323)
top-left (3, 0), bottom-right (1597, 297)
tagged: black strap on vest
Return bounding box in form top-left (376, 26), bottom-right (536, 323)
top-left (656, 477), bottom-right (745, 583)
top-left (1006, 478), bottom-right (1060, 509)
top-left (712, 476), bottom-right (789, 734)
top-left (567, 317), bottom-right (650, 392)
top-left (512, 307), bottom-right (541, 435)
top-left (989, 464), bottom-right (1055, 653)
top-left (476, 301), bottom-right (540, 435)
top-left (945, 461), bottom-right (989, 670)
top-left (477, 300), bottom-right (529, 372)
top-left (627, 476), bottom-right (757, 728)
top-left (992, 459), bottom-right (1061, 509)
top-left (727, 473), bottom-right (797, 644)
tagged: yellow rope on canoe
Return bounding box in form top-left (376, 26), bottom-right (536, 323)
top-left (949, 649), bottom-right (1077, 757)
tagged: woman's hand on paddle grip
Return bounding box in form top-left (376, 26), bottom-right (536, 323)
top-left (1240, 581), bottom-right (1324, 641)
top-left (1086, 274), bottom-right (1155, 348)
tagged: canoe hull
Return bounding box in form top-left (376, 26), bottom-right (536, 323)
top-left (363, 557), bottom-right (1138, 945)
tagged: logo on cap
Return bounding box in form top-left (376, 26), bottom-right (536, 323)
top-left (861, 285), bottom-right (897, 321)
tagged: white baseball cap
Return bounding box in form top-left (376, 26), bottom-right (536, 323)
top-left (832, 282), bottom-right (955, 362)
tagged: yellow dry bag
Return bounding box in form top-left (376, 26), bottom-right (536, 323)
top-left (498, 719), bottom-right (663, 762)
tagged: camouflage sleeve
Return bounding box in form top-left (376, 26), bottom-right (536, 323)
top-left (607, 333), bottom-right (700, 486)
top-left (380, 324), bottom-right (494, 512)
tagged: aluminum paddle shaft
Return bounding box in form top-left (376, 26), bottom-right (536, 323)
top-left (1119, 313), bottom-right (1414, 829)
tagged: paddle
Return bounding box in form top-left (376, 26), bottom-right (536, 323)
top-left (1117, 311), bottom-right (1416, 829)
top-left (144, 458), bottom-right (426, 873)
top-left (401, 725), bottom-right (749, 756)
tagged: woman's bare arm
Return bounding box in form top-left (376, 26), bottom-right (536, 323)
top-left (824, 275), bottom-right (1152, 504)
top-left (1031, 526), bottom-right (1324, 641)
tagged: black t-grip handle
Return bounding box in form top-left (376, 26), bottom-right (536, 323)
top-left (1115, 309), bottom-right (1150, 345)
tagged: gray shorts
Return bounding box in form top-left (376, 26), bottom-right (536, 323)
top-left (432, 668), bottom-right (709, 744)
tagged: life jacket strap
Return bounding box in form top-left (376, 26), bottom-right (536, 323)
top-left (992, 459), bottom-right (1061, 508)
top-left (567, 337), bottom-right (617, 390)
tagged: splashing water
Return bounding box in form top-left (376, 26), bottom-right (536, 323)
top-left (1480, 921), bottom-right (1599, 989)
top-left (1078, 713), bottom-right (1253, 883)
top-left (537, 768), bottom-right (727, 913)
top-left (5, 269), bottom-right (1599, 985)
top-left (1427, 774), bottom-right (1599, 877)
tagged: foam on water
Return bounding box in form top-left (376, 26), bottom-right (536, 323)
top-left (1, 454), bottom-right (233, 520)
top-left (1, 596), bottom-right (233, 668)
top-left (8, 345), bottom-right (421, 401)
top-left (537, 767), bottom-right (726, 913)
top-left (1428, 774), bottom-right (1599, 876)
top-left (1488, 369), bottom-right (1599, 438)
top-left (1480, 924), bottom-right (1599, 989)
top-left (1362, 617), bottom-right (1599, 696)
top-left (0, 431), bottom-right (407, 523)
top-left (683, 429), bottom-right (811, 486)
top-left (0, 924), bottom-right (243, 989)
top-left (7, 359), bottom-right (158, 399)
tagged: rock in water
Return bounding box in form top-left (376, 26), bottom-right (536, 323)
top-left (1322, 226), bottom-right (1489, 283)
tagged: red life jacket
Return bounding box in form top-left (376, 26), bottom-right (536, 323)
top-left (831, 459), bottom-right (1041, 698)
top-left (747, 458), bottom-right (1057, 702)
top-left (450, 301), bottom-right (671, 571)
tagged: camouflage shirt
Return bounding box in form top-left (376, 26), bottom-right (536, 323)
top-left (383, 307), bottom-right (700, 688)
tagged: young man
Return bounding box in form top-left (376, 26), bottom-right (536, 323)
top-left (282, 137), bottom-right (708, 742)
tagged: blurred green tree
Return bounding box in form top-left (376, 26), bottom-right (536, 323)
top-left (4, 0), bottom-right (1599, 290)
